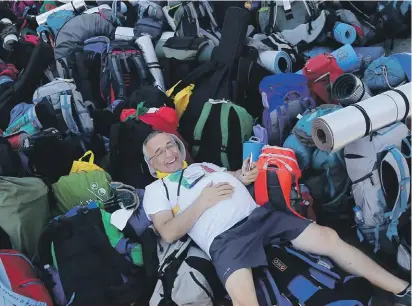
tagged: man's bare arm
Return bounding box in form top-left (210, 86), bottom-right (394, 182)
top-left (150, 197), bottom-right (209, 243)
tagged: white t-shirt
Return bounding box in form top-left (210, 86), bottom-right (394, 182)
top-left (143, 162), bottom-right (258, 257)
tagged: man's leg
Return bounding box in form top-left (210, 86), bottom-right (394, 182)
top-left (291, 223), bottom-right (409, 294)
top-left (224, 268), bottom-right (259, 306)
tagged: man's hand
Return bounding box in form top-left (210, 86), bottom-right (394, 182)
top-left (237, 157), bottom-right (258, 186)
top-left (198, 181), bottom-right (234, 209)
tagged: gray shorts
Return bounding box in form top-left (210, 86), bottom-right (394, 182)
top-left (209, 205), bottom-right (311, 285)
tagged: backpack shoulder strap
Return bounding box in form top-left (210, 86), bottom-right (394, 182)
top-left (158, 237), bottom-right (192, 303)
top-left (192, 101), bottom-right (213, 158)
top-left (384, 147), bottom-right (411, 242)
top-left (60, 91), bottom-right (80, 135)
top-left (220, 102), bottom-right (253, 169)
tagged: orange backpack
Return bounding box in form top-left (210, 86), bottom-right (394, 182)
top-left (254, 146), bottom-right (315, 220)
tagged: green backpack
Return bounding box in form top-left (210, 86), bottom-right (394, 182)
top-left (0, 177), bottom-right (50, 258)
top-left (192, 100), bottom-right (253, 170)
top-left (52, 170), bottom-right (113, 214)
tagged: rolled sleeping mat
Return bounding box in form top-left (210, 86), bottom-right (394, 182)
top-left (135, 34), bottom-right (165, 92)
top-left (155, 31), bottom-right (174, 59)
top-left (333, 22), bottom-right (357, 45)
top-left (331, 73), bottom-right (372, 106)
top-left (115, 26), bottom-right (134, 41)
top-left (0, 19), bottom-right (17, 52)
top-left (36, 0), bottom-right (87, 25)
top-left (258, 50), bottom-right (292, 74)
top-left (312, 82), bottom-right (411, 153)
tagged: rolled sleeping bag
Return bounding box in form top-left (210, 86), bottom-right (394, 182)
top-left (333, 22), bottom-right (357, 45)
top-left (363, 56), bottom-right (407, 93)
top-left (283, 133), bottom-right (314, 170)
top-left (115, 26), bottom-right (134, 41)
top-left (353, 46), bottom-right (385, 72)
top-left (331, 73), bottom-right (372, 106)
top-left (390, 53), bottom-right (412, 82)
top-left (258, 50), bottom-right (292, 74)
top-left (135, 34), bottom-right (165, 92)
top-left (35, 0), bottom-right (87, 25)
top-left (155, 31), bottom-right (174, 59)
top-left (331, 44), bottom-right (360, 73)
top-left (312, 82), bottom-right (411, 153)
top-left (54, 9), bottom-right (115, 59)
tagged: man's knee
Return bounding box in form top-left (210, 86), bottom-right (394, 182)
top-left (225, 268), bottom-right (259, 306)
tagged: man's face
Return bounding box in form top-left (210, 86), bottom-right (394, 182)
top-left (146, 133), bottom-right (183, 173)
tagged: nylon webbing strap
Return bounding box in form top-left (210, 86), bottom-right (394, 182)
top-left (392, 88), bottom-right (410, 121)
top-left (60, 93), bottom-right (80, 135)
top-left (110, 55), bottom-right (124, 100)
top-left (351, 104), bottom-right (371, 137)
top-left (220, 103), bottom-right (231, 169)
top-left (192, 102), bottom-right (213, 157)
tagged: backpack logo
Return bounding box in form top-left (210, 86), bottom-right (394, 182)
top-left (272, 258), bottom-right (287, 271)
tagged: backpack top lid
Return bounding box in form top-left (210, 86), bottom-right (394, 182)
top-left (259, 73), bottom-right (310, 111)
top-left (292, 104), bottom-right (342, 147)
top-left (254, 146), bottom-right (302, 210)
top-left (344, 122), bottom-right (410, 183)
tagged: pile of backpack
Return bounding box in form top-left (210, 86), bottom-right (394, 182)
top-left (0, 0), bottom-right (410, 305)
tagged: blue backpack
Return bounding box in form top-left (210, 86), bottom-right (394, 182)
top-left (283, 105), bottom-right (351, 213)
top-left (259, 74), bottom-right (316, 146)
top-left (255, 245), bottom-right (373, 306)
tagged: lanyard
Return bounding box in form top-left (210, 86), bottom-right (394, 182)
top-left (161, 168), bottom-right (185, 205)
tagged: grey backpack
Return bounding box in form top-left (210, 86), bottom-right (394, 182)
top-left (258, 0), bottom-right (326, 46)
top-left (32, 78), bottom-right (94, 138)
top-left (344, 122), bottom-right (411, 253)
top-left (150, 236), bottom-right (223, 306)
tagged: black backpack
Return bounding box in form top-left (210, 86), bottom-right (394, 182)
top-left (0, 136), bottom-right (24, 177)
top-left (103, 41), bottom-right (153, 110)
top-left (108, 120), bottom-right (155, 189)
top-left (0, 39), bottom-right (54, 130)
top-left (36, 205), bottom-right (146, 305)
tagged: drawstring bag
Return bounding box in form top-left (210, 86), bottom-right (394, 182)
top-left (363, 56), bottom-right (407, 93)
top-left (70, 151), bottom-right (103, 174)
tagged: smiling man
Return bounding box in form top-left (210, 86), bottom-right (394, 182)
top-left (142, 131), bottom-right (411, 306)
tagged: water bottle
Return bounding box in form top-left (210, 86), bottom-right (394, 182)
top-left (353, 206), bottom-right (364, 225)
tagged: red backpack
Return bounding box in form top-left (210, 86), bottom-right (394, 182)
top-left (254, 146), bottom-right (316, 220)
top-left (0, 249), bottom-right (53, 305)
top-left (303, 54), bottom-right (343, 105)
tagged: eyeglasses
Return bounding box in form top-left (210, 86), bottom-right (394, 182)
top-left (148, 142), bottom-right (178, 162)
